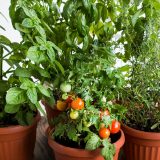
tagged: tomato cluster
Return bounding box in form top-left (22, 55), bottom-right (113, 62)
top-left (99, 109), bottom-right (121, 139)
top-left (56, 82), bottom-right (85, 120)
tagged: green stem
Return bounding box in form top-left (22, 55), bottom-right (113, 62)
top-left (0, 46), bottom-right (3, 80)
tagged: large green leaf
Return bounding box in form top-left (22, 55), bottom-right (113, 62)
top-left (27, 46), bottom-right (46, 63)
top-left (6, 87), bottom-right (27, 105)
top-left (27, 88), bottom-right (37, 104)
top-left (4, 104), bottom-right (20, 113)
top-left (15, 67), bottom-right (32, 77)
top-left (37, 84), bottom-right (50, 97)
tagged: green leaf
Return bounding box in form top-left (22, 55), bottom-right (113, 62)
top-left (4, 104), bottom-right (20, 113)
top-left (37, 68), bottom-right (50, 78)
top-left (82, 0), bottom-right (91, 11)
top-left (35, 25), bottom-right (46, 39)
top-left (15, 23), bottom-right (30, 33)
top-left (48, 41), bottom-right (62, 53)
top-left (15, 67), bottom-right (32, 77)
top-left (46, 47), bottom-right (55, 62)
top-left (36, 102), bottom-right (46, 116)
top-left (22, 7), bottom-right (37, 18)
top-left (6, 88), bottom-right (27, 105)
top-left (132, 10), bottom-right (143, 26)
top-left (101, 139), bottom-right (115, 160)
top-left (85, 133), bottom-right (101, 150)
top-left (67, 124), bottom-right (78, 141)
top-left (82, 35), bottom-right (89, 51)
top-left (27, 46), bottom-right (46, 63)
top-left (0, 35), bottom-right (11, 45)
top-left (22, 18), bottom-right (34, 28)
top-left (101, 5), bottom-right (108, 22)
top-left (118, 65), bottom-right (131, 72)
top-left (37, 84), bottom-right (50, 97)
top-left (55, 60), bottom-right (65, 75)
top-left (20, 79), bottom-right (35, 90)
top-left (27, 88), bottom-right (37, 104)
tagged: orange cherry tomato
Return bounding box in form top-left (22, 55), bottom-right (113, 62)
top-left (56, 100), bottom-right (67, 111)
top-left (110, 120), bottom-right (121, 134)
top-left (100, 109), bottom-right (110, 120)
top-left (99, 127), bottom-right (110, 139)
top-left (71, 98), bottom-right (84, 110)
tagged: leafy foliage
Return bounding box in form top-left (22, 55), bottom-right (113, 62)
top-left (120, 0), bottom-right (160, 132)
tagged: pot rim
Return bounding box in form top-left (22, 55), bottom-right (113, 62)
top-left (48, 129), bottom-right (125, 157)
top-left (0, 112), bottom-right (40, 134)
top-left (122, 124), bottom-right (160, 140)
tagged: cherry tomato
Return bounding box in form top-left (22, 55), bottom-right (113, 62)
top-left (70, 110), bottom-right (79, 119)
top-left (56, 100), bottom-right (67, 111)
top-left (65, 96), bottom-right (73, 103)
top-left (71, 98), bottom-right (84, 110)
top-left (100, 109), bottom-right (110, 120)
top-left (110, 120), bottom-right (121, 134)
top-left (99, 127), bottom-right (110, 139)
top-left (60, 82), bottom-right (71, 93)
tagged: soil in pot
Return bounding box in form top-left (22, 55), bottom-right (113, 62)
top-left (48, 129), bottom-right (125, 160)
top-left (0, 113), bottom-right (40, 160)
top-left (122, 124), bottom-right (160, 160)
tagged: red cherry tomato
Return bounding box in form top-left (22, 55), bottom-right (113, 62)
top-left (99, 127), bottom-right (110, 139)
top-left (65, 96), bottom-right (73, 103)
top-left (100, 109), bottom-right (110, 120)
top-left (110, 120), bottom-right (121, 134)
top-left (71, 98), bottom-right (84, 110)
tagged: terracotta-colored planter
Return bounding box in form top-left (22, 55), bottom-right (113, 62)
top-left (122, 124), bottom-right (160, 160)
top-left (0, 114), bottom-right (40, 160)
top-left (41, 100), bottom-right (60, 126)
top-left (48, 129), bottom-right (125, 160)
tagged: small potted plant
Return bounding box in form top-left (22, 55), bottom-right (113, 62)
top-left (0, 19), bottom-right (50, 160)
top-left (117, 1), bottom-right (160, 159)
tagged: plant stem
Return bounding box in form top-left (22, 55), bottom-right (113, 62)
top-left (0, 46), bottom-right (3, 80)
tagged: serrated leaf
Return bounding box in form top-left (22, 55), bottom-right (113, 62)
top-left (85, 133), bottom-right (101, 150)
top-left (37, 84), bottom-right (50, 97)
top-left (67, 124), bottom-right (78, 141)
top-left (4, 104), bottom-right (20, 113)
top-left (27, 88), bottom-right (37, 104)
top-left (101, 139), bottom-right (115, 160)
top-left (6, 88), bottom-right (27, 105)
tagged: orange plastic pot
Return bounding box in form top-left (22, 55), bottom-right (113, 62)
top-left (122, 124), bottom-right (160, 160)
top-left (48, 129), bottom-right (125, 160)
top-left (0, 113), bottom-right (40, 160)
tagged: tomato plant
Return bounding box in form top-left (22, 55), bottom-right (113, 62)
top-left (110, 120), bottom-right (121, 134)
top-left (99, 128), bottom-right (110, 139)
top-left (71, 98), bottom-right (84, 110)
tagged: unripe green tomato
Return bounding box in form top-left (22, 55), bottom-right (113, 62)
top-left (70, 110), bottom-right (79, 119)
top-left (83, 121), bottom-right (92, 127)
top-left (60, 82), bottom-right (71, 93)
